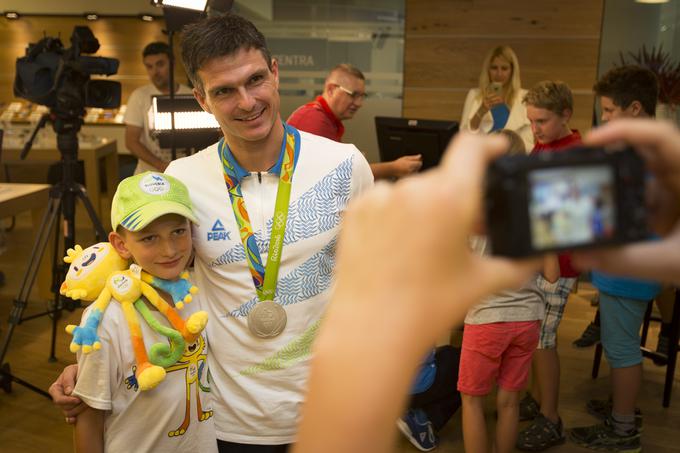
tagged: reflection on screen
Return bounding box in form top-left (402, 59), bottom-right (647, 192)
top-left (529, 166), bottom-right (616, 250)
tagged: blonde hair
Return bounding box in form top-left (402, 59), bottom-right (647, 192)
top-left (523, 80), bottom-right (573, 115)
top-left (477, 46), bottom-right (521, 105)
top-left (494, 129), bottom-right (526, 155)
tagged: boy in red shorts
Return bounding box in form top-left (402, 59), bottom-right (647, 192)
top-left (459, 236), bottom-right (560, 453)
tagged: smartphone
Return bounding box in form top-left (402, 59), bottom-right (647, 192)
top-left (489, 82), bottom-right (502, 95)
top-left (484, 146), bottom-right (648, 257)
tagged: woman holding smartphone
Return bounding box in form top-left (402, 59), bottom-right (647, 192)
top-left (460, 45), bottom-right (534, 150)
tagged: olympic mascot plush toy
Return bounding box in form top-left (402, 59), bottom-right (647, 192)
top-left (60, 242), bottom-right (207, 391)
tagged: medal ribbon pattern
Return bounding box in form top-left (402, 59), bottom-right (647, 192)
top-left (219, 123), bottom-right (300, 302)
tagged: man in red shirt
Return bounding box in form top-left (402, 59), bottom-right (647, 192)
top-left (517, 81), bottom-right (582, 452)
top-left (287, 64), bottom-right (422, 179)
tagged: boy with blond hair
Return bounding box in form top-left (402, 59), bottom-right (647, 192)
top-left (517, 81), bottom-right (583, 451)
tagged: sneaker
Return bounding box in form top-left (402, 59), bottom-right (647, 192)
top-left (591, 294), bottom-right (600, 307)
top-left (654, 333), bottom-right (669, 366)
top-left (519, 392), bottom-right (541, 421)
top-left (586, 399), bottom-right (643, 431)
top-left (397, 409), bottom-right (437, 451)
top-left (569, 417), bottom-right (641, 452)
top-left (573, 322), bottom-right (601, 348)
top-left (516, 413), bottom-right (566, 451)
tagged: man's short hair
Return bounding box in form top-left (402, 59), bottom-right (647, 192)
top-left (593, 66), bottom-right (658, 116)
top-left (523, 81), bottom-right (573, 115)
top-left (143, 42), bottom-right (171, 59)
top-left (181, 13), bottom-right (272, 93)
top-left (328, 63), bottom-right (365, 82)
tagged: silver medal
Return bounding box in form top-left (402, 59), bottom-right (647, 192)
top-left (247, 301), bottom-right (287, 338)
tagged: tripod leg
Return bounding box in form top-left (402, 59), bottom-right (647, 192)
top-left (0, 364), bottom-right (50, 399)
top-left (74, 184), bottom-right (107, 241)
top-left (0, 192), bottom-right (62, 395)
top-left (49, 202), bottom-right (63, 362)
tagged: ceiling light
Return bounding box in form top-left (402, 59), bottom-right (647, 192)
top-left (154, 0), bottom-right (209, 12)
top-left (140, 14), bottom-right (155, 21)
top-left (85, 13), bottom-right (99, 21)
top-left (635, 0), bottom-right (669, 3)
top-left (4, 11), bottom-right (19, 19)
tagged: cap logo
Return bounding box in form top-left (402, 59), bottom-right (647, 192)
top-left (139, 173), bottom-right (170, 196)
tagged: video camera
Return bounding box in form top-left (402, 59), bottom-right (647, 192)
top-left (485, 145), bottom-right (649, 257)
top-left (13, 25), bottom-right (121, 116)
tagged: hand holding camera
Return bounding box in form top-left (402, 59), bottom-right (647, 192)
top-left (572, 119), bottom-right (680, 285)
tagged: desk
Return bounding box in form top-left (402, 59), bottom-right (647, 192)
top-left (0, 183), bottom-right (52, 299)
top-left (2, 140), bottom-right (118, 229)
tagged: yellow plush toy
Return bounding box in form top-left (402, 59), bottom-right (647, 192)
top-left (61, 242), bottom-right (208, 391)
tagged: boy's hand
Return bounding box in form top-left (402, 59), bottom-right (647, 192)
top-left (65, 311), bottom-right (103, 353)
top-left (49, 364), bottom-right (85, 424)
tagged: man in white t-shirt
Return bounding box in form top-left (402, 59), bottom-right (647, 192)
top-left (124, 42), bottom-right (193, 174)
top-left (51, 13), bottom-right (374, 453)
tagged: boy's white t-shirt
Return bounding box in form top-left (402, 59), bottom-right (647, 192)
top-left (73, 296), bottom-right (217, 453)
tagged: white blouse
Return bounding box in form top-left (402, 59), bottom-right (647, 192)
top-left (460, 88), bottom-right (534, 151)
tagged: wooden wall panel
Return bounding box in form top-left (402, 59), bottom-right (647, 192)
top-left (405, 39), bottom-right (600, 90)
top-left (406, 0), bottom-right (603, 37)
top-left (0, 17), bottom-right (188, 105)
top-left (404, 0), bottom-right (605, 137)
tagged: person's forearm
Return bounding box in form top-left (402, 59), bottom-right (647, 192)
top-left (295, 132), bottom-right (542, 453)
top-left (469, 105), bottom-right (489, 131)
top-left (295, 296), bottom-right (434, 453)
top-left (74, 406), bottom-right (104, 453)
top-left (542, 255), bottom-right (560, 283)
top-left (126, 140), bottom-right (166, 171)
top-left (369, 162), bottom-right (397, 180)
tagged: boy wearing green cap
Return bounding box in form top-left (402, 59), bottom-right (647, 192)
top-left (72, 172), bottom-right (218, 453)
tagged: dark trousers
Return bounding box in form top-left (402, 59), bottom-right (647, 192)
top-left (217, 440), bottom-right (290, 453)
top-left (408, 345), bottom-right (462, 432)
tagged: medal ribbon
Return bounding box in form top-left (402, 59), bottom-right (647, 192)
top-left (219, 123), bottom-right (300, 302)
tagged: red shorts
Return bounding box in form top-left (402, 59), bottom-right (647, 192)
top-left (457, 321), bottom-right (540, 396)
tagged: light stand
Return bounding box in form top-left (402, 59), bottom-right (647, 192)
top-left (156, 1), bottom-right (209, 160)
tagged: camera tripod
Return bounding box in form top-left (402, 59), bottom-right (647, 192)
top-left (0, 115), bottom-right (107, 399)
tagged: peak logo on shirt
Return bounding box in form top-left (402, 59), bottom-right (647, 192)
top-left (207, 219), bottom-right (231, 241)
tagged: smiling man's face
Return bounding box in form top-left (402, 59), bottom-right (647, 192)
top-left (193, 48), bottom-right (280, 147)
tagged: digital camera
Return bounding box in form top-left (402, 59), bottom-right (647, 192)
top-left (485, 146), bottom-right (648, 257)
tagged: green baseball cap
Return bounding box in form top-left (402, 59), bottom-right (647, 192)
top-left (111, 172), bottom-right (199, 232)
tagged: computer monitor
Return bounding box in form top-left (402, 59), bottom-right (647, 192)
top-left (375, 116), bottom-right (459, 171)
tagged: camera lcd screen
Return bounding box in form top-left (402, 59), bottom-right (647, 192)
top-left (528, 165), bottom-right (616, 250)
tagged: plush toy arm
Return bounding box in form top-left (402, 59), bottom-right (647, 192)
top-left (65, 288), bottom-right (112, 353)
top-left (119, 300), bottom-right (166, 391)
top-left (141, 271), bottom-right (198, 309)
top-left (141, 281), bottom-right (208, 343)
top-left (134, 299), bottom-right (186, 368)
